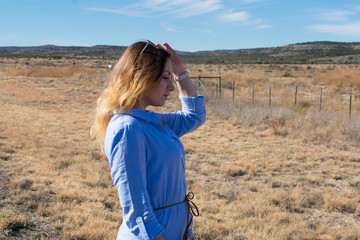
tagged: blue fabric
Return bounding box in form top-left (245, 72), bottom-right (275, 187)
top-left (104, 95), bottom-right (206, 240)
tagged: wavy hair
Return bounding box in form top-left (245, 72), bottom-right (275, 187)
top-left (91, 41), bottom-right (170, 144)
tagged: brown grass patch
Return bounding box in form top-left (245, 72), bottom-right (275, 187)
top-left (1, 59), bottom-right (359, 239)
top-left (0, 210), bottom-right (29, 235)
top-left (4, 65), bottom-right (98, 78)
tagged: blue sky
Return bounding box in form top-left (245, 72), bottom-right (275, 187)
top-left (1, 0), bottom-right (360, 51)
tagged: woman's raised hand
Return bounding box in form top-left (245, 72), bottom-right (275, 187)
top-left (156, 42), bottom-right (186, 76)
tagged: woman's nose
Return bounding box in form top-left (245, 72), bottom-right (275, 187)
top-left (167, 80), bottom-right (175, 91)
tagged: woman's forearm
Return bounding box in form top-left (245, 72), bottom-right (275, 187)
top-left (176, 75), bottom-right (198, 97)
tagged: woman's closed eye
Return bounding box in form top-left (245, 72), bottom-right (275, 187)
top-left (163, 76), bottom-right (172, 82)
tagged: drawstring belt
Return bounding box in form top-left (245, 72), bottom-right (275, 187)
top-left (153, 192), bottom-right (199, 240)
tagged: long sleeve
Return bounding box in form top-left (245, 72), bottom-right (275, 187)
top-left (157, 95), bottom-right (206, 138)
top-left (107, 124), bottom-right (164, 240)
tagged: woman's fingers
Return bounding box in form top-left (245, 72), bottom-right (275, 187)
top-left (156, 43), bottom-right (166, 51)
top-left (156, 42), bottom-right (175, 56)
top-left (157, 42), bottom-right (185, 74)
top-left (163, 42), bottom-right (174, 52)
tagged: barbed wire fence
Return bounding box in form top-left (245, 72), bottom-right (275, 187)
top-left (191, 76), bottom-right (358, 118)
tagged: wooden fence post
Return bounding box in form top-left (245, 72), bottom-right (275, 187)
top-left (294, 85), bottom-right (298, 107)
top-left (319, 87), bottom-right (323, 111)
top-left (219, 77), bottom-right (222, 96)
top-left (252, 82), bottom-right (255, 104)
top-left (349, 89), bottom-right (352, 118)
top-left (269, 84), bottom-right (272, 107)
top-left (232, 81), bottom-right (235, 101)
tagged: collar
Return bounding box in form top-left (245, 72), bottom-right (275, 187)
top-left (114, 108), bottom-right (164, 127)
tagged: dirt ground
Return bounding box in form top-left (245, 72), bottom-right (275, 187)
top-left (0, 60), bottom-right (359, 239)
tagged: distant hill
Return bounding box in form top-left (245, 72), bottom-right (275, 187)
top-left (180, 41), bottom-right (360, 64)
top-left (0, 45), bottom-right (127, 58)
top-left (1, 41), bottom-right (360, 64)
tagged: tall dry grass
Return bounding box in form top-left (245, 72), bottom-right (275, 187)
top-left (1, 60), bottom-right (359, 239)
top-left (188, 63), bottom-right (360, 89)
top-left (188, 64), bottom-right (360, 114)
top-left (2, 65), bottom-right (97, 78)
top-left (182, 112), bottom-right (360, 239)
top-left (0, 60), bottom-right (110, 86)
top-left (204, 95), bottom-right (360, 148)
top-left (314, 67), bottom-right (360, 89)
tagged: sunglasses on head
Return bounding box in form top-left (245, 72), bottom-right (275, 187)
top-left (136, 40), bottom-right (168, 60)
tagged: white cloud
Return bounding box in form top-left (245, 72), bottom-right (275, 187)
top-left (318, 10), bottom-right (356, 21)
top-left (161, 22), bottom-right (177, 32)
top-left (146, 0), bottom-right (222, 18)
top-left (88, 0), bottom-right (222, 18)
top-left (241, 0), bottom-right (263, 4)
top-left (0, 33), bottom-right (17, 41)
top-left (87, 4), bottom-right (145, 17)
top-left (151, 0), bottom-right (169, 5)
top-left (218, 9), bottom-right (264, 26)
top-left (309, 21), bottom-right (360, 36)
top-left (88, 0), bottom-right (269, 28)
top-left (169, 0), bottom-right (221, 18)
top-left (219, 10), bottom-right (249, 22)
top-left (257, 25), bottom-right (272, 29)
top-left (166, 27), bottom-right (177, 32)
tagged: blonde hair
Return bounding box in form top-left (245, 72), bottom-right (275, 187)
top-left (91, 41), bottom-right (170, 144)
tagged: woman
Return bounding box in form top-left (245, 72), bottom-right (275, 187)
top-left (92, 40), bottom-right (206, 240)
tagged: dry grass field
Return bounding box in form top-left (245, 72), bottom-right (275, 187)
top-left (0, 57), bottom-right (359, 240)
